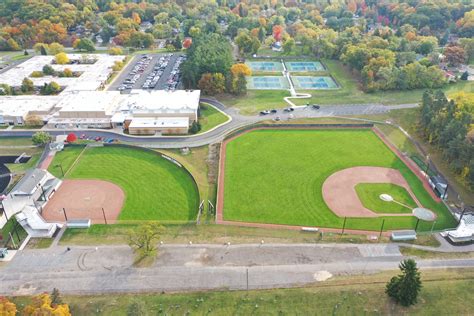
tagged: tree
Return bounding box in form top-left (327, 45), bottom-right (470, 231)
top-left (108, 47), bottom-right (123, 55)
top-left (0, 297), bottom-right (16, 316)
top-left (0, 84), bottom-right (12, 95)
top-left (198, 73), bottom-right (225, 95)
top-left (62, 68), bottom-right (73, 77)
top-left (66, 133), bottom-right (77, 143)
top-left (25, 115), bottom-right (43, 127)
top-left (386, 259), bottom-right (422, 306)
top-left (235, 32), bottom-right (260, 55)
top-left (189, 121), bottom-right (201, 134)
top-left (128, 223), bottom-right (163, 259)
top-left (182, 33), bottom-right (233, 88)
top-left (183, 38), bottom-right (192, 49)
top-left (283, 38), bottom-right (295, 54)
top-left (42, 64), bottom-right (55, 76)
top-left (74, 38), bottom-right (95, 52)
top-left (55, 52), bottom-right (69, 65)
top-left (21, 77), bottom-right (34, 93)
top-left (230, 63), bottom-right (251, 77)
top-left (51, 288), bottom-right (63, 305)
top-left (33, 43), bottom-right (48, 54)
top-left (23, 293), bottom-right (71, 315)
top-left (233, 73), bottom-right (247, 96)
top-left (40, 82), bottom-right (61, 95)
top-left (32, 131), bottom-right (52, 145)
top-left (48, 42), bottom-right (65, 55)
top-left (444, 45), bottom-right (466, 66)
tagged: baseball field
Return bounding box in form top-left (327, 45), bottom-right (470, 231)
top-left (219, 129), bottom-right (457, 232)
top-left (47, 145), bottom-right (200, 222)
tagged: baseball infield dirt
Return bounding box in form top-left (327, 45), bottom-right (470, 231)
top-left (322, 166), bottom-right (422, 218)
top-left (42, 179), bottom-right (125, 224)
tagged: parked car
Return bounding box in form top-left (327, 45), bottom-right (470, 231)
top-left (270, 109), bottom-right (277, 114)
top-left (260, 110), bottom-right (271, 115)
top-left (283, 107), bottom-right (294, 112)
top-left (312, 105), bottom-right (320, 110)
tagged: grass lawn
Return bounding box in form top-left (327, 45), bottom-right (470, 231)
top-left (355, 183), bottom-right (417, 214)
top-left (48, 145), bottom-right (86, 178)
top-left (222, 129), bottom-right (456, 231)
top-left (218, 90), bottom-right (289, 115)
top-left (198, 103), bottom-right (230, 133)
top-left (48, 146), bottom-right (200, 222)
top-left (11, 269), bottom-right (474, 315)
top-left (0, 137), bottom-right (34, 147)
top-left (0, 217), bottom-right (27, 249)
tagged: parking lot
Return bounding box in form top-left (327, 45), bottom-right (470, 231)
top-left (109, 53), bottom-right (186, 92)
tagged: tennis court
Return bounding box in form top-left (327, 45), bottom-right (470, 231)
top-left (247, 76), bottom-right (290, 90)
top-left (292, 76), bottom-right (338, 89)
top-left (285, 61), bottom-right (325, 72)
top-left (246, 61), bottom-right (283, 72)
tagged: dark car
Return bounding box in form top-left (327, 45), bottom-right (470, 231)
top-left (312, 105), bottom-right (320, 110)
top-left (270, 109), bottom-right (277, 114)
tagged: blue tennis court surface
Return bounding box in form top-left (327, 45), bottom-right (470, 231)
top-left (292, 76), bottom-right (338, 89)
top-left (247, 76), bottom-right (290, 89)
top-left (285, 61), bottom-right (325, 72)
top-left (246, 61), bottom-right (283, 72)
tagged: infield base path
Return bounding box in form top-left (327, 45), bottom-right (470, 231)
top-left (322, 166), bottom-right (422, 218)
top-left (43, 179), bottom-right (125, 224)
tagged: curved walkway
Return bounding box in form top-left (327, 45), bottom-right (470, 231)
top-left (0, 99), bottom-right (419, 148)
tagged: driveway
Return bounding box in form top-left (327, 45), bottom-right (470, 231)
top-left (0, 100), bottom-right (418, 149)
top-left (0, 243), bottom-right (472, 295)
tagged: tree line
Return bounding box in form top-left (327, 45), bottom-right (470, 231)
top-left (419, 90), bottom-right (474, 188)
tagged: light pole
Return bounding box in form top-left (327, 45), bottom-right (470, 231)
top-left (56, 163), bottom-right (64, 177)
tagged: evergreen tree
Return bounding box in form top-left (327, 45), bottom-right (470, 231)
top-left (386, 259), bottom-right (422, 306)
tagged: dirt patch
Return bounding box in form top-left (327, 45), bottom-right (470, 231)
top-left (322, 166), bottom-right (422, 218)
top-left (42, 179), bottom-right (124, 224)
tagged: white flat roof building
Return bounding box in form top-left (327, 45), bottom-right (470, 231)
top-left (0, 55), bottom-right (201, 132)
top-left (0, 54), bottom-right (125, 91)
top-left (56, 91), bottom-right (122, 118)
top-left (0, 95), bottom-right (58, 124)
top-left (123, 90), bottom-right (200, 116)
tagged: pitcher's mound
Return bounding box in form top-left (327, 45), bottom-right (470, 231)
top-left (42, 179), bottom-right (125, 224)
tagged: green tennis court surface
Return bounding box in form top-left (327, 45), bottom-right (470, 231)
top-left (246, 61), bottom-right (283, 72)
top-left (247, 76), bottom-right (290, 90)
top-left (285, 61), bottom-right (325, 72)
top-left (292, 76), bottom-right (338, 89)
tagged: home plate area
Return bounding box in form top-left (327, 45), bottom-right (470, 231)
top-left (42, 179), bottom-right (125, 224)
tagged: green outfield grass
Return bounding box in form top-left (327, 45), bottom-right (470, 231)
top-left (222, 129), bottom-right (456, 231)
top-left (199, 103), bottom-right (230, 133)
top-left (48, 146), bottom-right (199, 221)
top-left (355, 183), bottom-right (417, 214)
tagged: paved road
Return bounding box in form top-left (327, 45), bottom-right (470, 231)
top-left (0, 243), bottom-right (472, 295)
top-left (0, 100), bottom-right (418, 149)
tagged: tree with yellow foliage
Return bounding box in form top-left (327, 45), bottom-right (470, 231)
top-left (0, 297), bottom-right (17, 316)
top-left (230, 63), bottom-right (251, 77)
top-left (55, 52), bottom-right (69, 65)
top-left (23, 293), bottom-right (71, 316)
top-left (108, 46), bottom-right (123, 55)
